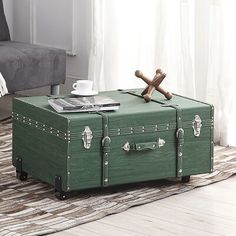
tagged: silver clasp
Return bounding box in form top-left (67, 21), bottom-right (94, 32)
top-left (176, 128), bottom-right (184, 139)
top-left (82, 126), bottom-right (93, 149)
top-left (122, 142), bottom-right (130, 152)
top-left (158, 138), bottom-right (165, 148)
top-left (102, 136), bottom-right (111, 146)
top-left (192, 115), bottom-right (202, 137)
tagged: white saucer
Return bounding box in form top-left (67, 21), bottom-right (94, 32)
top-left (71, 90), bottom-right (98, 96)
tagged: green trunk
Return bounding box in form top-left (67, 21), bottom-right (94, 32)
top-left (12, 89), bottom-right (214, 193)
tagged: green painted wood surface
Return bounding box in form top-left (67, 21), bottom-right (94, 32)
top-left (12, 89), bottom-right (213, 192)
top-left (12, 122), bottom-right (68, 190)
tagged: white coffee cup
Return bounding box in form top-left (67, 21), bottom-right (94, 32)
top-left (72, 80), bottom-right (93, 93)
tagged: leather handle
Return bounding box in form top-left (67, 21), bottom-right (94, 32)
top-left (122, 138), bottom-right (165, 152)
top-left (133, 141), bottom-right (159, 151)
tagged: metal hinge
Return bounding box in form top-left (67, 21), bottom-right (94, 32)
top-left (192, 115), bottom-right (202, 137)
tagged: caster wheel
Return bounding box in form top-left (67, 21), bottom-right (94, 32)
top-left (16, 171), bottom-right (28, 181)
top-left (55, 191), bottom-right (68, 200)
top-left (181, 176), bottom-right (190, 183)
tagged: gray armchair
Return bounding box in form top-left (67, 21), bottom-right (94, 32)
top-left (0, 0), bottom-right (66, 95)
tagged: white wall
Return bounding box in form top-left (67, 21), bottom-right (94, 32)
top-left (12, 0), bottom-right (31, 42)
top-left (10, 0), bottom-right (92, 94)
top-left (3, 0), bottom-right (13, 37)
top-left (66, 0), bottom-right (91, 81)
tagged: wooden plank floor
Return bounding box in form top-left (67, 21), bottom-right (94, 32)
top-left (52, 175), bottom-right (236, 236)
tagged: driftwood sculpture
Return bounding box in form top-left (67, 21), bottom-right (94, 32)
top-left (135, 69), bottom-right (172, 102)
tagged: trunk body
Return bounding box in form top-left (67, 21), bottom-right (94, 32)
top-left (12, 89), bottom-right (214, 192)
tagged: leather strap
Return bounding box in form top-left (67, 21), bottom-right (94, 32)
top-left (120, 90), bottom-right (166, 105)
top-left (172, 106), bottom-right (184, 177)
top-left (97, 112), bottom-right (111, 187)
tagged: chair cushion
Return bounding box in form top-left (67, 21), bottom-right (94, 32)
top-left (0, 41), bottom-right (66, 92)
top-left (0, 0), bottom-right (10, 41)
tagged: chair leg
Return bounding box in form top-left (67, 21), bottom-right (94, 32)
top-left (50, 84), bottom-right (60, 95)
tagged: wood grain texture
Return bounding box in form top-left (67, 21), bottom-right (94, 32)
top-left (53, 176), bottom-right (236, 236)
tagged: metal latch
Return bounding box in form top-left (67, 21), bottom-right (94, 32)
top-left (82, 126), bottom-right (93, 149)
top-left (192, 115), bottom-right (202, 137)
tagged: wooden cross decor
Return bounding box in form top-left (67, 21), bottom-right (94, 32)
top-left (135, 69), bottom-right (173, 102)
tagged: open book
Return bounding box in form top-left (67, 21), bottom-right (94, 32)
top-left (48, 95), bottom-right (120, 113)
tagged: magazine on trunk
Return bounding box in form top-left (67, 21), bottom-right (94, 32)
top-left (48, 95), bottom-right (120, 113)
